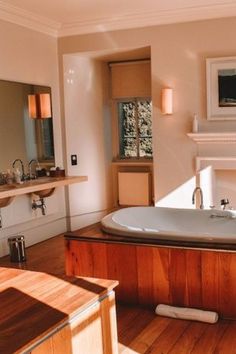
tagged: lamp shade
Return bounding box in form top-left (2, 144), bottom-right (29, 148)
top-left (28, 93), bottom-right (52, 119)
top-left (161, 88), bottom-right (173, 115)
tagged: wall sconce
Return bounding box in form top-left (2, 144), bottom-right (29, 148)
top-left (161, 88), bottom-right (173, 115)
top-left (28, 93), bottom-right (52, 119)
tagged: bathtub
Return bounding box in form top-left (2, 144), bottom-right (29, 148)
top-left (101, 206), bottom-right (236, 244)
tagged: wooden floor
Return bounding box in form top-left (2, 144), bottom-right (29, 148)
top-left (1, 235), bottom-right (236, 354)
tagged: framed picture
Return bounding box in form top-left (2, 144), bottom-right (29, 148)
top-left (206, 57), bottom-right (236, 120)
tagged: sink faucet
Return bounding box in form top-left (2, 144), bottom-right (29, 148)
top-left (28, 159), bottom-right (40, 179)
top-left (12, 159), bottom-right (26, 181)
top-left (192, 187), bottom-right (204, 209)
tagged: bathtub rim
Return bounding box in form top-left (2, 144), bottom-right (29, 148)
top-left (101, 206), bottom-right (236, 245)
top-left (65, 222), bottom-right (236, 252)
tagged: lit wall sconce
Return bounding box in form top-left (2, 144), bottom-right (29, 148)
top-left (28, 93), bottom-right (52, 119)
top-left (161, 88), bottom-right (173, 115)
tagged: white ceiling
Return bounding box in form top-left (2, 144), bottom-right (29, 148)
top-left (0, 0), bottom-right (236, 37)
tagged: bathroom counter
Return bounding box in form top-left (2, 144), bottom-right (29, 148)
top-left (0, 267), bottom-right (118, 354)
top-left (0, 175), bottom-right (88, 207)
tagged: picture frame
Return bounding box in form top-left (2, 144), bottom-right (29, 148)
top-left (206, 56), bottom-right (236, 120)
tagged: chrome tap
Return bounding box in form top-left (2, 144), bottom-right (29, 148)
top-left (192, 187), bottom-right (204, 209)
top-left (12, 159), bottom-right (26, 181)
top-left (220, 198), bottom-right (230, 210)
top-left (32, 198), bottom-right (46, 216)
top-left (28, 159), bottom-right (40, 179)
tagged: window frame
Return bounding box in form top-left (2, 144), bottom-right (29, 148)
top-left (115, 97), bottom-right (153, 160)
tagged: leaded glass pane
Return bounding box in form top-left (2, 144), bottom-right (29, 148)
top-left (138, 101), bottom-right (152, 137)
top-left (123, 137), bottom-right (137, 157)
top-left (118, 99), bottom-right (152, 158)
top-left (119, 101), bottom-right (137, 157)
top-left (121, 102), bottom-right (136, 136)
top-left (139, 137), bottom-right (152, 157)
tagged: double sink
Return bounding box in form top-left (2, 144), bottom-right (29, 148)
top-left (0, 176), bottom-right (88, 208)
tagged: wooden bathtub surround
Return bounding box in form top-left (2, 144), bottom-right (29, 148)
top-left (0, 175), bottom-right (87, 207)
top-left (65, 223), bottom-right (236, 320)
top-left (0, 267), bottom-right (118, 354)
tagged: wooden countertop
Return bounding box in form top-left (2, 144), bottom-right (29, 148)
top-left (0, 176), bottom-right (88, 200)
top-left (0, 267), bottom-right (118, 354)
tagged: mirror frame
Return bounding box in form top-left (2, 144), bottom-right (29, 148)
top-left (206, 56), bottom-right (236, 121)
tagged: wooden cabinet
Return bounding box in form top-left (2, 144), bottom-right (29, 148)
top-left (0, 267), bottom-right (118, 354)
top-left (32, 292), bottom-right (118, 354)
top-left (31, 325), bottom-right (72, 354)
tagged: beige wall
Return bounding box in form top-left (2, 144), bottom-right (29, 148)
top-left (58, 17), bottom-right (236, 210)
top-left (63, 55), bottom-right (112, 229)
top-left (0, 19), bottom-right (66, 256)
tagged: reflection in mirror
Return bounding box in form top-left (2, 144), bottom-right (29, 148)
top-left (0, 80), bottom-right (54, 172)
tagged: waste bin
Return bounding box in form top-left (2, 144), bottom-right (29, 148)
top-left (8, 235), bottom-right (26, 262)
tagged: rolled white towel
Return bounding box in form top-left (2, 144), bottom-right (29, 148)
top-left (155, 304), bottom-right (218, 324)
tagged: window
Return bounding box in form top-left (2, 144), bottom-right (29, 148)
top-left (118, 98), bottom-right (152, 158)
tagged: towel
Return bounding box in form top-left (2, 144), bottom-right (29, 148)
top-left (155, 304), bottom-right (218, 324)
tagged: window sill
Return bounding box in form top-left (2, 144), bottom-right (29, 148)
top-left (112, 158), bottom-right (153, 166)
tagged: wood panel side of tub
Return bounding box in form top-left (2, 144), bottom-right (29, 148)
top-left (65, 239), bottom-right (236, 319)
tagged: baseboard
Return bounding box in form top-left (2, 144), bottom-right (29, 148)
top-left (0, 215), bottom-right (67, 258)
top-left (68, 209), bottom-right (109, 231)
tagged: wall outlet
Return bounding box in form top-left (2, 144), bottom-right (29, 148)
top-left (71, 154), bottom-right (77, 166)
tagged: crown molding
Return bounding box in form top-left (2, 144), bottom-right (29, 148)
top-left (1, 1), bottom-right (236, 38)
top-left (0, 1), bottom-right (60, 37)
top-left (58, 2), bottom-right (236, 37)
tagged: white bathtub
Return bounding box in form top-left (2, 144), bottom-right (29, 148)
top-left (101, 207), bottom-right (236, 244)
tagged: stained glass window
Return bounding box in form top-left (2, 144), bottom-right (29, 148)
top-left (118, 99), bottom-right (152, 158)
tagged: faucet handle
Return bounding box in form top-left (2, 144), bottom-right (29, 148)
top-left (221, 198), bottom-right (229, 210)
top-left (221, 198), bottom-right (229, 206)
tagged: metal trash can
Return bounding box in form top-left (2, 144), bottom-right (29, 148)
top-left (8, 235), bottom-right (26, 263)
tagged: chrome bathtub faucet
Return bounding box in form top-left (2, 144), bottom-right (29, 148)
top-left (192, 187), bottom-right (204, 209)
top-left (220, 198), bottom-right (230, 210)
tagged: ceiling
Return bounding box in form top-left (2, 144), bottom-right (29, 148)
top-left (0, 0), bottom-right (236, 37)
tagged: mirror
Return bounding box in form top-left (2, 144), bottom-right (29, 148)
top-left (0, 79), bottom-right (54, 171)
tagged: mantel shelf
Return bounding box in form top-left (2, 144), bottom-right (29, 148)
top-left (187, 132), bottom-right (236, 143)
top-left (0, 176), bottom-right (88, 207)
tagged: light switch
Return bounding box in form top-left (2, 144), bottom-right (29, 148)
top-left (71, 154), bottom-right (77, 166)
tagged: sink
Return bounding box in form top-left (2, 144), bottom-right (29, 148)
top-left (33, 188), bottom-right (55, 198)
top-left (0, 185), bottom-right (17, 207)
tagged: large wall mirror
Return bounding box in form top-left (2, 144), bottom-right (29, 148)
top-left (0, 79), bottom-right (54, 171)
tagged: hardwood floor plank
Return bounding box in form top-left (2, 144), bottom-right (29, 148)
top-left (143, 319), bottom-right (190, 353)
top-left (117, 305), bottom-right (155, 346)
top-left (121, 316), bottom-right (172, 354)
top-left (190, 320), bottom-right (229, 354)
top-left (168, 321), bottom-right (208, 354)
top-left (213, 321), bottom-right (236, 354)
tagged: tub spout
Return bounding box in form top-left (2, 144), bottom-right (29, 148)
top-left (192, 187), bottom-right (204, 209)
